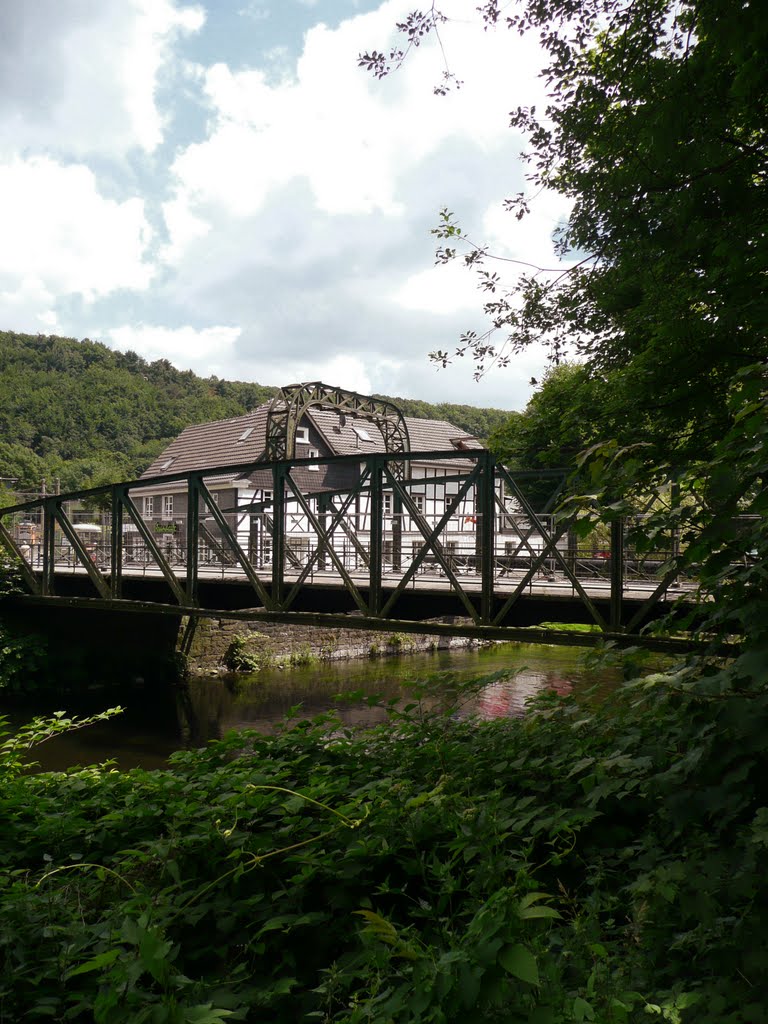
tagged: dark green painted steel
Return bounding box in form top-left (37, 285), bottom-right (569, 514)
top-left (610, 519), bottom-right (625, 630)
top-left (17, 593), bottom-right (710, 656)
top-left (264, 381), bottom-right (411, 473)
top-left (0, 449), bottom-right (693, 647)
top-left (271, 463), bottom-right (287, 608)
top-left (111, 486), bottom-right (124, 600)
top-left (368, 456), bottom-right (383, 616)
top-left (186, 475), bottom-right (201, 606)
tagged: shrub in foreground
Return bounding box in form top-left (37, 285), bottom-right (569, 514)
top-left (1, 669), bottom-right (766, 1023)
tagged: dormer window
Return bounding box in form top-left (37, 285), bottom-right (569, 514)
top-left (238, 426), bottom-right (254, 442)
top-left (296, 426), bottom-right (310, 444)
top-left (352, 425), bottom-right (372, 442)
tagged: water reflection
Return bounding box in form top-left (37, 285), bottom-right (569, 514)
top-left (8, 644), bottom-right (619, 772)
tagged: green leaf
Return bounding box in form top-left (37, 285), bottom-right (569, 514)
top-left (65, 947), bottom-right (121, 979)
top-left (572, 996), bottom-right (596, 1021)
top-left (498, 943), bottom-right (539, 985)
top-left (518, 904), bottom-right (561, 920)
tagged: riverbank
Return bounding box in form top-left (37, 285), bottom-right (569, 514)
top-left (179, 613), bottom-right (494, 675)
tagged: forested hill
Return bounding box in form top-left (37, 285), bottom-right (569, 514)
top-left (0, 332), bottom-right (511, 495)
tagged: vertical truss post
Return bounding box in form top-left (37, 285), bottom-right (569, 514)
top-left (272, 463), bottom-right (287, 608)
top-left (670, 481), bottom-right (680, 565)
top-left (610, 517), bottom-right (625, 630)
top-left (42, 498), bottom-right (57, 596)
top-left (478, 453), bottom-right (496, 623)
top-left (368, 456), bottom-right (383, 615)
top-left (392, 490), bottom-right (402, 573)
top-left (111, 486), bottom-right (124, 599)
top-left (318, 493), bottom-right (329, 571)
top-left (186, 474), bottom-right (201, 607)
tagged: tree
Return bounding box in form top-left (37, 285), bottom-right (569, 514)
top-left (362, 0), bottom-right (768, 677)
top-left (362, 0), bottom-right (768, 464)
top-left (488, 364), bottom-right (611, 470)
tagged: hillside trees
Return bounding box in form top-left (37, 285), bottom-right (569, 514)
top-left (0, 333), bottom-right (510, 494)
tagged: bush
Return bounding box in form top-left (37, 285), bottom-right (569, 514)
top-left (1, 667), bottom-right (766, 1022)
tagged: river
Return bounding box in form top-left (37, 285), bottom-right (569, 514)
top-left (4, 642), bottom-right (633, 772)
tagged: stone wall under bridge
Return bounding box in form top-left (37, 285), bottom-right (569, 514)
top-left (177, 613), bottom-right (487, 676)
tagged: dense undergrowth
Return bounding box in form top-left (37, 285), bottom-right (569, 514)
top-left (2, 663), bottom-right (767, 1024)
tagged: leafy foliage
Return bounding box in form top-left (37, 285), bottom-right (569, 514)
top-left (363, 0), bottom-right (767, 466)
top-left (1, 667), bottom-right (766, 1022)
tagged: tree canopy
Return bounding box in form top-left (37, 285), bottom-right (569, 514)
top-left (364, 0), bottom-right (767, 464)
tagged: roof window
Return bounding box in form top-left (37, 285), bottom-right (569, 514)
top-left (160, 457), bottom-right (175, 470)
top-left (238, 426), bottom-right (254, 442)
top-left (352, 425), bottom-right (372, 442)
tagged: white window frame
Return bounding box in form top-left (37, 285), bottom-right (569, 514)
top-left (163, 495), bottom-right (174, 516)
top-left (307, 448), bottom-right (320, 471)
top-left (414, 495), bottom-right (425, 514)
top-left (295, 426), bottom-right (310, 444)
top-left (144, 496), bottom-right (154, 516)
top-left (383, 493), bottom-right (392, 515)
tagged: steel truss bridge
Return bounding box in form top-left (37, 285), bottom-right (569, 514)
top-left (0, 450), bottom-right (695, 651)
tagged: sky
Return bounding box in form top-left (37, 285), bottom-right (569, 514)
top-left (0, 0), bottom-right (570, 411)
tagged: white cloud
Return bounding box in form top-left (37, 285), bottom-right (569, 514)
top-left (0, 278), bottom-right (61, 335)
top-left (265, 353), bottom-right (374, 394)
top-left (163, 0), bottom-right (549, 253)
top-left (107, 324), bottom-right (242, 376)
top-left (393, 261), bottom-right (483, 315)
top-left (0, 0), bottom-right (555, 414)
top-left (0, 157), bottom-right (153, 323)
top-left (0, 0), bottom-right (204, 159)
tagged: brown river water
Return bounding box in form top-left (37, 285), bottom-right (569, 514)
top-left (4, 642), bottom-right (635, 772)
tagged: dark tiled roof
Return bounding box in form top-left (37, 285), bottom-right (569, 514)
top-left (140, 406), bottom-right (269, 479)
top-left (138, 401), bottom-right (485, 490)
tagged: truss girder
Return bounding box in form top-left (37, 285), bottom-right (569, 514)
top-left (0, 451), bottom-right (691, 636)
top-left (264, 381), bottom-right (410, 477)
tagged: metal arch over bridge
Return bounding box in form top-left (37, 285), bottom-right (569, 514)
top-left (265, 382), bottom-right (411, 475)
top-left (0, 448), bottom-right (695, 651)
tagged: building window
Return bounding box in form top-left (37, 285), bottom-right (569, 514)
top-left (307, 448), bottom-right (320, 470)
top-left (144, 496), bottom-right (154, 516)
top-left (296, 426), bottom-right (310, 444)
top-left (238, 426), bottom-right (254, 442)
top-left (210, 491), bottom-right (219, 505)
top-left (383, 493), bottom-right (392, 515)
top-left (352, 424), bottom-right (372, 442)
top-left (163, 495), bottom-right (174, 516)
top-left (262, 489), bottom-right (273, 504)
top-left (160, 457), bottom-right (174, 470)
top-left (413, 495), bottom-right (425, 514)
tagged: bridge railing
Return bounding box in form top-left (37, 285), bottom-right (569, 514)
top-left (0, 450), bottom-right (694, 631)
